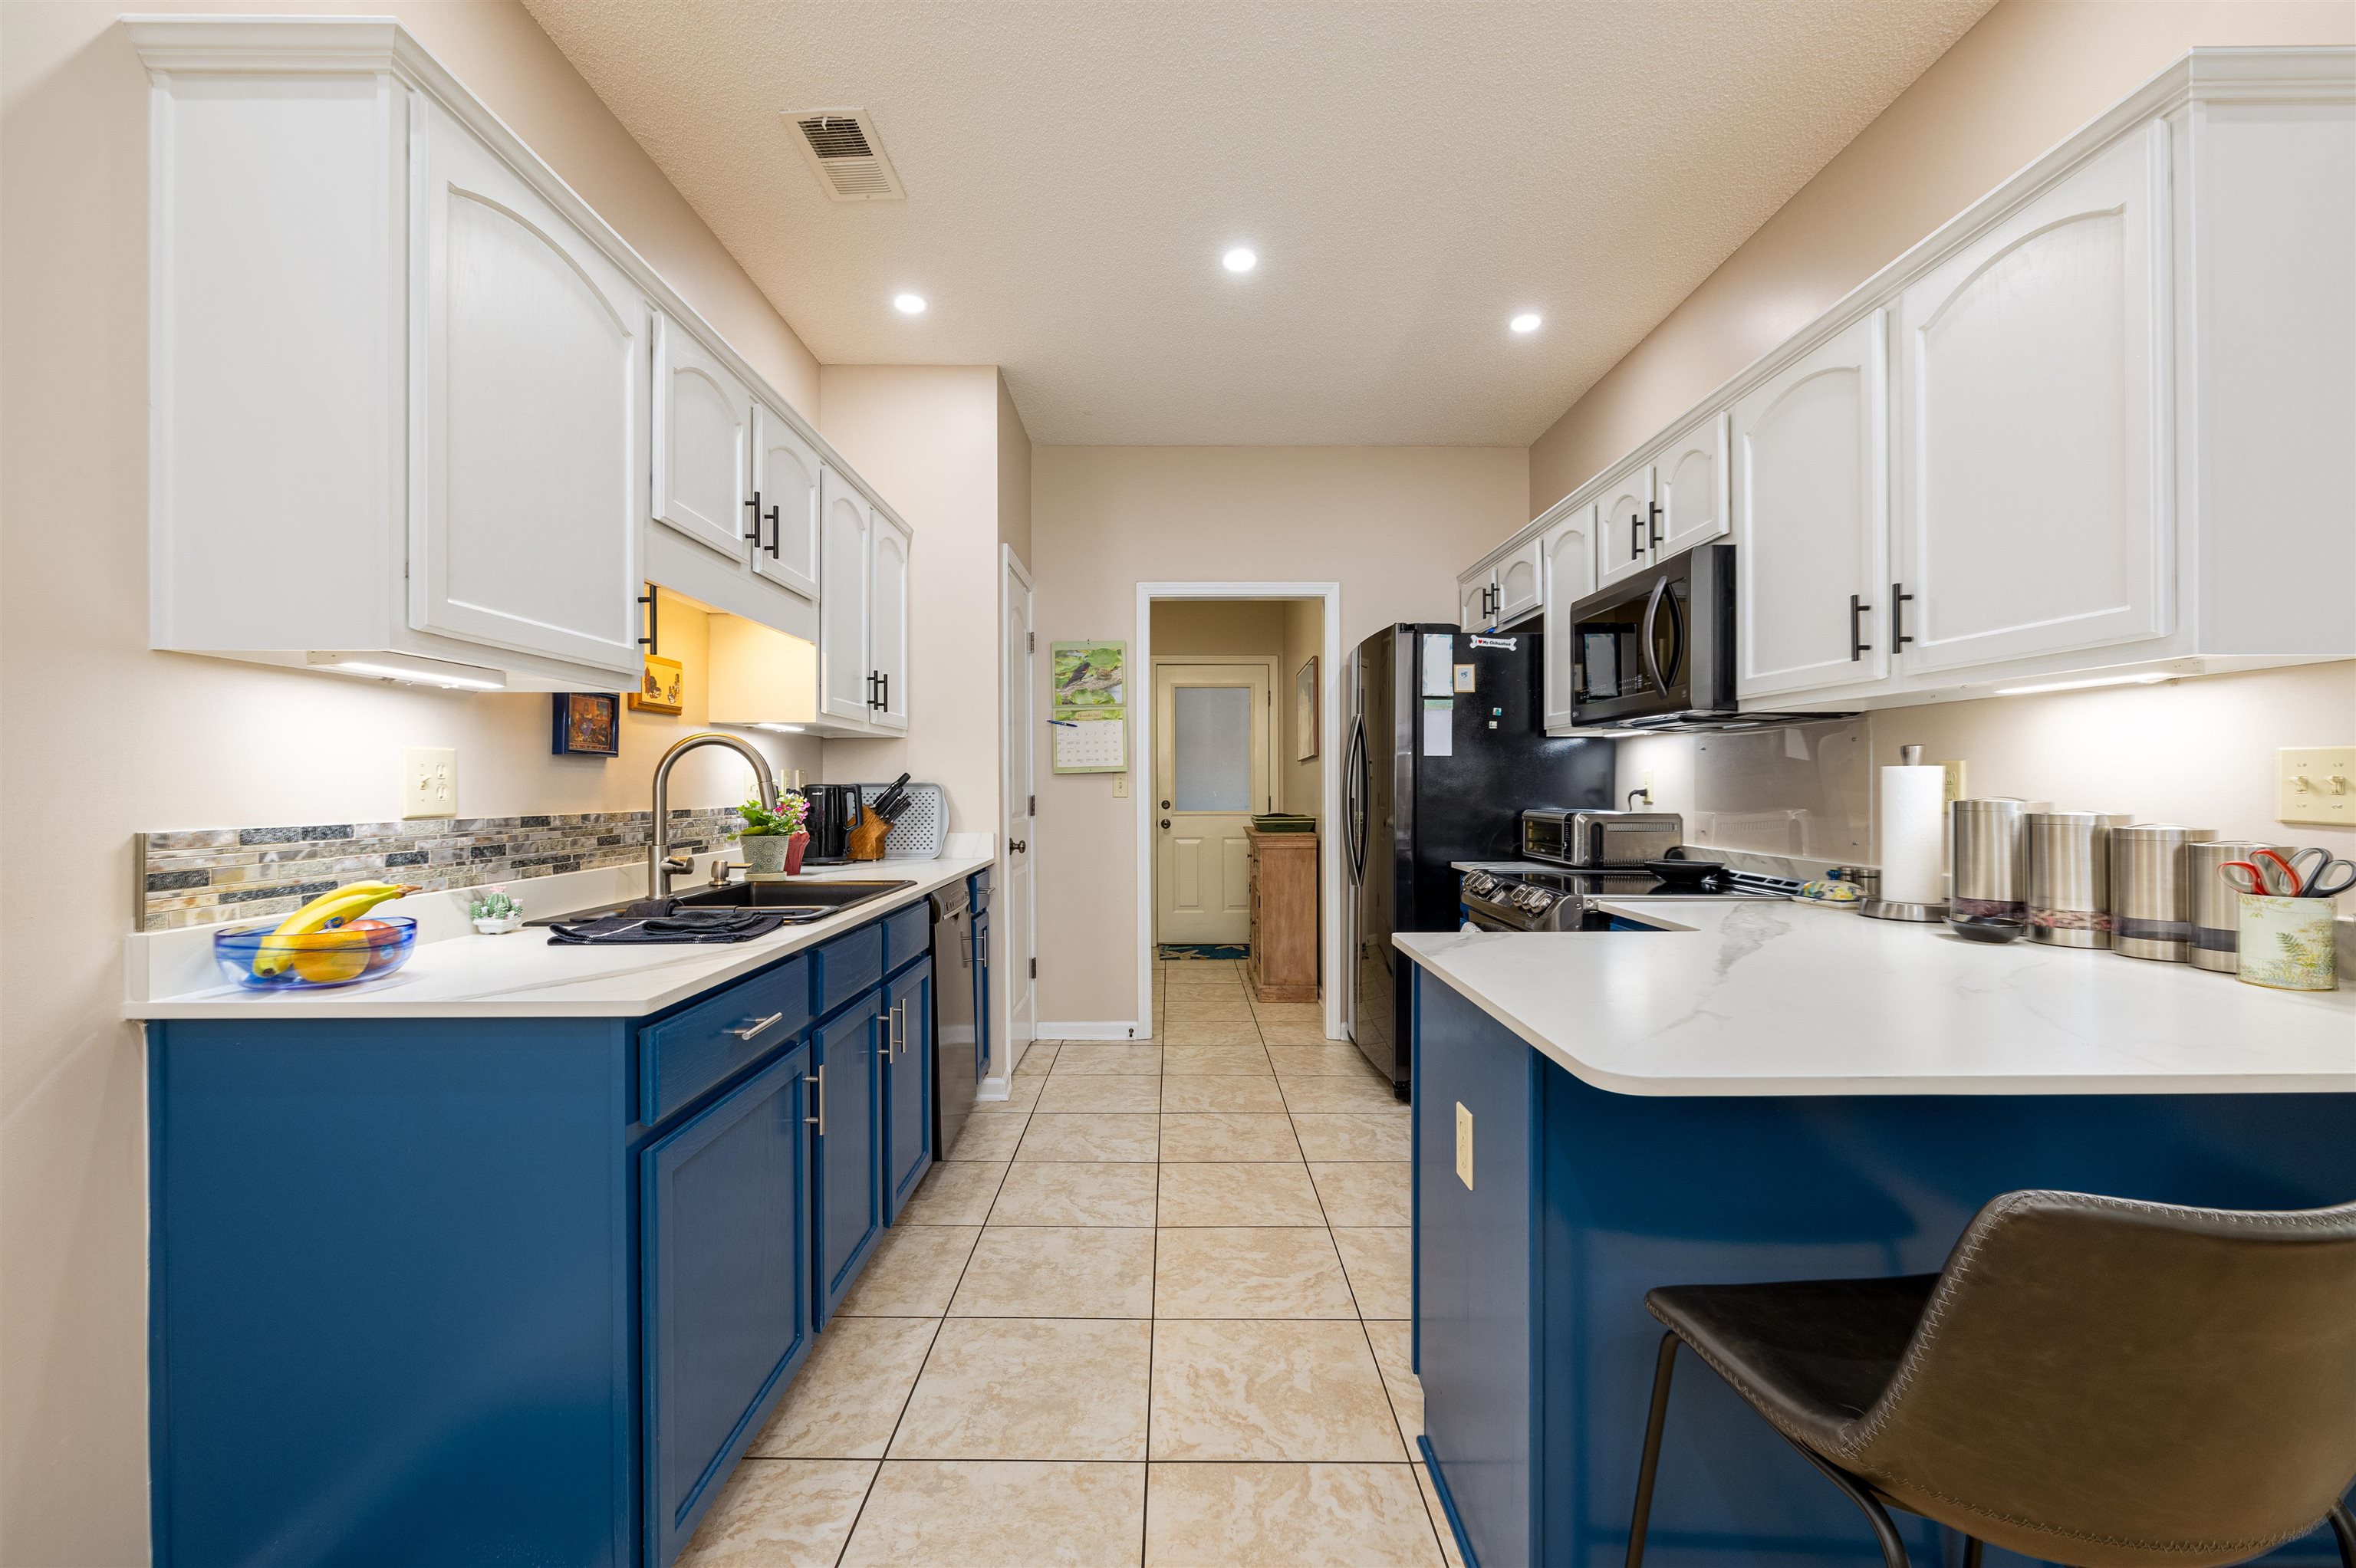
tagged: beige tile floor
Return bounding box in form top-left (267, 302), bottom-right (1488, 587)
top-left (677, 957), bottom-right (1465, 1568)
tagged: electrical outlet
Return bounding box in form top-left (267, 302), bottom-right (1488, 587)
top-left (2279, 745), bottom-right (2355, 826)
top-left (1939, 760), bottom-right (1967, 803)
top-left (1113, 775), bottom-right (1130, 798)
top-left (403, 747), bottom-right (457, 820)
top-left (1454, 1102), bottom-right (1474, 1191)
top-left (1640, 768), bottom-right (1656, 800)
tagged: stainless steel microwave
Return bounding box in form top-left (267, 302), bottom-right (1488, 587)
top-left (1565, 544), bottom-right (1738, 728)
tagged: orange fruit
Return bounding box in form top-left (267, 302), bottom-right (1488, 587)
top-left (286, 931), bottom-right (371, 984)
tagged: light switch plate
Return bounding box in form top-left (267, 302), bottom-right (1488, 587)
top-left (403, 747), bottom-right (456, 820)
top-left (1454, 1101), bottom-right (1474, 1191)
top-left (1939, 760), bottom-right (1967, 803)
top-left (2279, 745), bottom-right (2355, 826)
top-left (1113, 775), bottom-right (1130, 798)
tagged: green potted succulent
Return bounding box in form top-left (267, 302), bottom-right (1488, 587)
top-left (737, 792), bottom-right (810, 875)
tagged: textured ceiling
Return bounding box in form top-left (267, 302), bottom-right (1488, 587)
top-left (522, 0), bottom-right (1992, 445)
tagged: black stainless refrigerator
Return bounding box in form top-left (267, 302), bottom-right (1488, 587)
top-left (1341, 625), bottom-right (1614, 1095)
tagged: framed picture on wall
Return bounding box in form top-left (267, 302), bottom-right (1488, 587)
top-left (551, 692), bottom-right (620, 757)
top-left (1294, 656), bottom-right (1319, 761)
top-left (629, 655), bottom-right (685, 715)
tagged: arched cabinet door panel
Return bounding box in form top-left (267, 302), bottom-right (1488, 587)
top-left (817, 468), bottom-right (874, 725)
top-left (750, 405), bottom-right (821, 600)
top-left (1596, 464), bottom-right (1657, 591)
top-left (868, 513), bottom-right (911, 734)
top-left (652, 315), bottom-right (754, 563)
top-left (1657, 411), bottom-right (1730, 560)
top-left (1541, 504), bottom-right (1594, 731)
top-left (1734, 311), bottom-right (1890, 702)
top-left (1894, 125), bottom-right (2169, 674)
top-left (412, 105), bottom-right (643, 676)
top-left (1493, 540), bottom-right (1544, 626)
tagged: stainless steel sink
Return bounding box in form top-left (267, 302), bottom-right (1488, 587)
top-left (527, 879), bottom-right (916, 928)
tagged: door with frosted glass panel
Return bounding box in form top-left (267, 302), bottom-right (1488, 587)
top-left (1153, 662), bottom-right (1272, 946)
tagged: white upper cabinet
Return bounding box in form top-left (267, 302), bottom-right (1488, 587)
top-left (818, 468), bottom-right (874, 724)
top-left (1733, 311), bottom-right (1890, 701)
top-left (1492, 540), bottom-right (1544, 626)
top-left (868, 512), bottom-right (912, 732)
top-left (1655, 411), bottom-right (1730, 560)
top-left (413, 109), bottom-right (645, 676)
top-left (1596, 466), bottom-right (1657, 590)
top-left (750, 404), bottom-right (821, 600)
top-left (651, 315), bottom-right (754, 562)
top-left (1893, 125), bottom-right (2168, 675)
top-left (1540, 503), bottom-right (1595, 731)
top-left (1459, 567), bottom-right (1496, 632)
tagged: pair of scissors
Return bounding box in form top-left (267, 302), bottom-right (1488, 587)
top-left (2280, 846), bottom-right (2356, 899)
top-left (2219, 847), bottom-right (2355, 898)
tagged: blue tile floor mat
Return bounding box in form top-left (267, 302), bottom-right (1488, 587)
top-left (1158, 943), bottom-right (1249, 961)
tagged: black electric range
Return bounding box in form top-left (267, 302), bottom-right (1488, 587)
top-left (1458, 863), bottom-right (1802, 932)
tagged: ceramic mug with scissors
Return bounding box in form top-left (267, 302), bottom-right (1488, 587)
top-left (2224, 847), bottom-right (2343, 991)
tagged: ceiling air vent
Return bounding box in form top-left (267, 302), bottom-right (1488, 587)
top-left (785, 108), bottom-right (905, 202)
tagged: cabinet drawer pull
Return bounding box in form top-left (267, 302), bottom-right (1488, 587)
top-left (805, 1066), bottom-right (825, 1135)
top-left (729, 1011), bottom-right (785, 1041)
top-left (1891, 583), bottom-right (1915, 649)
top-left (1849, 593), bottom-right (1871, 661)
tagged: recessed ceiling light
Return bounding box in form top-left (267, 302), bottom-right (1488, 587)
top-left (893, 293), bottom-right (926, 315)
top-left (1222, 248), bottom-right (1257, 274)
top-left (1510, 312), bottom-right (1542, 334)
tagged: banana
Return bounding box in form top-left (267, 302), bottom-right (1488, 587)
top-left (252, 882), bottom-right (420, 976)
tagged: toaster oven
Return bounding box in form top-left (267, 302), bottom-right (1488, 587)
top-left (1521, 808), bottom-right (1684, 868)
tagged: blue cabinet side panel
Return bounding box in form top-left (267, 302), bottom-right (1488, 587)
top-left (814, 999), bottom-right (884, 1323)
top-left (149, 1017), bottom-right (634, 1568)
top-left (643, 1045), bottom-right (813, 1567)
top-left (1413, 976), bottom-right (1540, 1568)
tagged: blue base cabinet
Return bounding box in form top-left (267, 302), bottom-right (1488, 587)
top-left (811, 999), bottom-right (884, 1326)
top-left (643, 1044), bottom-right (812, 1566)
top-left (883, 956), bottom-right (934, 1221)
top-left (147, 904), bottom-right (944, 1568)
top-left (1410, 968), bottom-right (2356, 1568)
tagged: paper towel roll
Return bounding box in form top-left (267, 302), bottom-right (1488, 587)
top-left (1877, 764), bottom-right (1949, 906)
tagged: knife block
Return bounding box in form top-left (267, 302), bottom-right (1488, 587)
top-left (847, 814), bottom-right (891, 863)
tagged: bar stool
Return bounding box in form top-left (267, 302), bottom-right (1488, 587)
top-left (1625, 1190), bottom-right (2356, 1568)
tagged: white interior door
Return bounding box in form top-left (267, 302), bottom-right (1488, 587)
top-left (816, 467), bottom-right (872, 724)
top-left (1154, 661), bottom-right (1272, 946)
top-left (750, 403), bottom-right (821, 600)
top-left (1000, 551), bottom-right (1037, 1062)
top-left (412, 104), bottom-right (642, 676)
top-left (1895, 125), bottom-right (2168, 673)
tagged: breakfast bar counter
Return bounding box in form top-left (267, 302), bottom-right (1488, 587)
top-left (1395, 906), bottom-right (2355, 1568)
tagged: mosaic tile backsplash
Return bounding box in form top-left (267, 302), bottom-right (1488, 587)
top-left (137, 809), bottom-right (748, 932)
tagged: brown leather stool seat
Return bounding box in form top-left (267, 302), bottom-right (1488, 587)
top-left (1625, 1191), bottom-right (2356, 1568)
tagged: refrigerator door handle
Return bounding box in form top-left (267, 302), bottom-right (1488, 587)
top-left (1344, 717), bottom-right (1370, 884)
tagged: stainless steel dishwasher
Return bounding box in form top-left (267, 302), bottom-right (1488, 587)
top-left (930, 880), bottom-right (981, 1159)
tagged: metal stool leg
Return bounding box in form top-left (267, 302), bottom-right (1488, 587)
top-left (1786, 1441), bottom-right (1913, 1568)
top-left (2327, 1500), bottom-right (2354, 1568)
top-left (1624, 1333), bottom-right (1680, 1568)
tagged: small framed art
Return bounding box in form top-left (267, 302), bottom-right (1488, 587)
top-left (551, 692), bottom-right (620, 757)
top-left (630, 655), bottom-right (685, 715)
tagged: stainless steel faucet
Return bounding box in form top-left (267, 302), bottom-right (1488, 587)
top-left (649, 732), bottom-right (779, 899)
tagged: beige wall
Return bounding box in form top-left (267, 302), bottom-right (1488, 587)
top-left (1525, 0), bottom-right (2356, 518)
top-left (1280, 599), bottom-right (1325, 821)
top-left (1032, 445), bottom-right (1525, 1027)
top-left (996, 371), bottom-right (1034, 568)
top-left (1150, 600), bottom-right (1288, 659)
top-left (815, 365), bottom-right (1024, 835)
top-left (0, 5), bottom-right (827, 1560)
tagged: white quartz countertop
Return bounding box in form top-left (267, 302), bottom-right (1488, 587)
top-left (127, 855), bottom-right (992, 1021)
top-left (1396, 899), bottom-right (2356, 1097)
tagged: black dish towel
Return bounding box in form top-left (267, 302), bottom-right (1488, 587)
top-left (546, 907), bottom-right (785, 945)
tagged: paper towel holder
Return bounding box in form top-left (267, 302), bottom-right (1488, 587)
top-left (1863, 743), bottom-right (1951, 923)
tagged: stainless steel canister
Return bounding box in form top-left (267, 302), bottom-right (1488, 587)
top-left (2109, 824), bottom-right (2219, 962)
top-left (2187, 840), bottom-right (2273, 973)
top-left (1950, 799), bottom-right (2038, 919)
top-left (2025, 812), bottom-right (2134, 948)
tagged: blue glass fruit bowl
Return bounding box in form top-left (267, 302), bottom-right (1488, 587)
top-left (215, 915), bottom-right (418, 991)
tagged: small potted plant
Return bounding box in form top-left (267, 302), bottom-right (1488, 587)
top-left (468, 886), bottom-right (524, 935)
top-left (738, 792), bottom-right (809, 876)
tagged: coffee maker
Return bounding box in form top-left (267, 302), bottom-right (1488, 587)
top-left (798, 784), bottom-right (865, 866)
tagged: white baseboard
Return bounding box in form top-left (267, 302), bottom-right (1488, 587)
top-left (1037, 1020), bottom-right (1149, 1041)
